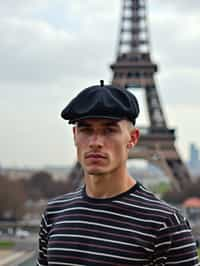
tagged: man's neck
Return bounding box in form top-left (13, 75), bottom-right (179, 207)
top-left (84, 171), bottom-right (136, 199)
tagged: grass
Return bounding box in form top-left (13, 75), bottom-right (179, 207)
top-left (0, 240), bottom-right (15, 249)
top-left (150, 181), bottom-right (170, 195)
top-left (198, 247), bottom-right (200, 258)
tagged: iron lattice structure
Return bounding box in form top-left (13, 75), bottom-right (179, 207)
top-left (67, 0), bottom-right (191, 191)
top-left (111, 0), bottom-right (191, 189)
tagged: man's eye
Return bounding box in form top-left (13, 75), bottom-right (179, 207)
top-left (105, 128), bottom-right (116, 134)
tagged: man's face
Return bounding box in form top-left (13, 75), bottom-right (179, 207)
top-left (73, 118), bottom-right (139, 176)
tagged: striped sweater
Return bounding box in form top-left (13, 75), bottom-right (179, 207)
top-left (37, 183), bottom-right (199, 266)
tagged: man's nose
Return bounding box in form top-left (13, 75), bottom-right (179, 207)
top-left (89, 133), bottom-right (104, 148)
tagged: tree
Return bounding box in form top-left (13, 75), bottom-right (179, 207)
top-left (163, 177), bottom-right (200, 204)
top-left (0, 175), bottom-right (26, 220)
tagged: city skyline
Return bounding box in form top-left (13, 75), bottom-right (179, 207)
top-left (0, 0), bottom-right (200, 168)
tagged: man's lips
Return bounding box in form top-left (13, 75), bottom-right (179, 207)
top-left (85, 153), bottom-right (107, 159)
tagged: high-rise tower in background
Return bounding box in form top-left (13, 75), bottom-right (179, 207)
top-left (189, 143), bottom-right (199, 168)
top-left (110, 0), bottom-right (191, 189)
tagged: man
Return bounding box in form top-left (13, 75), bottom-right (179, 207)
top-left (37, 82), bottom-right (199, 265)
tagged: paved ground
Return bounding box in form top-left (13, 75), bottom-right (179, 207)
top-left (0, 250), bottom-right (35, 266)
top-left (0, 250), bottom-right (12, 257)
top-left (0, 250), bottom-right (12, 261)
top-left (0, 234), bottom-right (37, 266)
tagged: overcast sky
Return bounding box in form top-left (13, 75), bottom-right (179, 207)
top-left (0, 0), bottom-right (200, 168)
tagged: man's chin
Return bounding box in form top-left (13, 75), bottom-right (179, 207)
top-left (86, 167), bottom-right (106, 176)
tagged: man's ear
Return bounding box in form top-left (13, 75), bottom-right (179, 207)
top-left (72, 126), bottom-right (77, 146)
top-left (128, 128), bottom-right (140, 149)
top-left (132, 128), bottom-right (140, 145)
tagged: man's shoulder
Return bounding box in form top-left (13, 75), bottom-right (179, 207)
top-left (46, 187), bottom-right (83, 210)
top-left (136, 183), bottom-right (185, 226)
top-left (40, 188), bottom-right (83, 228)
top-left (136, 183), bottom-right (175, 209)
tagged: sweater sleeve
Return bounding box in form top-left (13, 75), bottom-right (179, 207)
top-left (153, 213), bottom-right (199, 265)
top-left (37, 212), bottom-right (49, 266)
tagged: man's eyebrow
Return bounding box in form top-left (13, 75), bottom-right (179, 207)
top-left (77, 121), bottom-right (91, 127)
top-left (102, 121), bottom-right (120, 127)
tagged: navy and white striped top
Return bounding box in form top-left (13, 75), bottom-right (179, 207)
top-left (37, 183), bottom-right (199, 266)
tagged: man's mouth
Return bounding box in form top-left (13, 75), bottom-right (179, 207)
top-left (85, 153), bottom-right (107, 159)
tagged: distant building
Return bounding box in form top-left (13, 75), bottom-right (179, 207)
top-left (0, 163), bottom-right (2, 175)
top-left (128, 162), bottom-right (169, 188)
top-left (2, 167), bottom-right (36, 180)
top-left (183, 197), bottom-right (200, 227)
top-left (43, 165), bottom-right (72, 180)
top-left (187, 143), bottom-right (200, 177)
top-left (189, 143), bottom-right (199, 167)
top-left (1, 165), bottom-right (72, 181)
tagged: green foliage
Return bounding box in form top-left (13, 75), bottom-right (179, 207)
top-left (26, 171), bottom-right (70, 200)
top-left (150, 182), bottom-right (170, 196)
top-left (0, 240), bottom-right (15, 249)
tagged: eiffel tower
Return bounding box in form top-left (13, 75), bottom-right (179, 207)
top-left (110, 0), bottom-right (191, 190)
top-left (67, 0), bottom-right (191, 191)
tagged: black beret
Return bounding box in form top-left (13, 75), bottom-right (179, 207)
top-left (61, 82), bottom-right (140, 125)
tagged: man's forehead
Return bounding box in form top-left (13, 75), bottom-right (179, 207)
top-left (76, 118), bottom-right (122, 127)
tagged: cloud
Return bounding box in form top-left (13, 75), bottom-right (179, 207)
top-left (0, 1), bottom-right (120, 88)
top-left (161, 0), bottom-right (200, 14)
top-left (0, 17), bottom-right (72, 84)
top-left (0, 0), bottom-right (199, 167)
top-left (0, 0), bottom-right (49, 18)
top-left (166, 104), bottom-right (200, 160)
top-left (148, 1), bottom-right (200, 108)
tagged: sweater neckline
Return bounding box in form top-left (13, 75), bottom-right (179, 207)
top-left (81, 182), bottom-right (140, 203)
